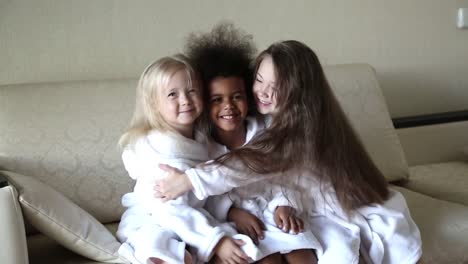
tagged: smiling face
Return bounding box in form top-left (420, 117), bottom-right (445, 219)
top-left (157, 69), bottom-right (203, 136)
top-left (208, 76), bottom-right (248, 135)
top-left (253, 55), bottom-right (278, 114)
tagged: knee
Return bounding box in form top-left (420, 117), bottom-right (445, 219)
top-left (284, 249), bottom-right (317, 264)
top-left (257, 253), bottom-right (282, 264)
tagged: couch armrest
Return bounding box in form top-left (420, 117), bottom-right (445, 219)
top-left (393, 110), bottom-right (468, 165)
top-left (0, 176), bottom-right (29, 264)
top-left (392, 110), bottom-right (468, 128)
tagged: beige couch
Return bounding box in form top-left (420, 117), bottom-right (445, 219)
top-left (1, 64), bottom-right (467, 264)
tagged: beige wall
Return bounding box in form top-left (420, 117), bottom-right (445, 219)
top-left (1, 0), bottom-right (468, 118)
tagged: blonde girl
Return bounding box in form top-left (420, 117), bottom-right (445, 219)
top-left (116, 54), bottom-right (254, 264)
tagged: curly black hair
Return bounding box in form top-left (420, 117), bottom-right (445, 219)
top-left (184, 21), bottom-right (257, 114)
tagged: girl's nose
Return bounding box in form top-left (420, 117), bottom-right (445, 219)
top-left (223, 101), bottom-right (234, 110)
top-left (180, 93), bottom-right (191, 105)
top-left (258, 88), bottom-right (270, 98)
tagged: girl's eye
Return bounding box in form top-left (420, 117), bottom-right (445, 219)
top-left (188, 89), bottom-right (197, 94)
top-left (255, 77), bottom-right (263, 83)
top-left (233, 94), bottom-right (244, 101)
top-left (210, 97), bottom-right (222, 104)
top-left (168, 92), bottom-right (176, 97)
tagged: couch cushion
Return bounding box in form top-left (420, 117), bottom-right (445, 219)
top-left (28, 234), bottom-right (105, 264)
top-left (403, 161), bottom-right (468, 206)
top-left (0, 79), bottom-right (136, 223)
top-left (1, 170), bottom-right (126, 263)
top-left (325, 64), bottom-right (409, 181)
top-left (393, 185), bottom-right (468, 264)
top-left (27, 222), bottom-right (122, 264)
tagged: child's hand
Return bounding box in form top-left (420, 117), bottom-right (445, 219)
top-left (154, 164), bottom-right (192, 201)
top-left (274, 206), bottom-right (304, 234)
top-left (228, 207), bottom-right (266, 245)
top-left (213, 237), bottom-right (250, 264)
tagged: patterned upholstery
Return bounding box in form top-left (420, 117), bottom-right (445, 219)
top-left (0, 79), bottom-right (136, 223)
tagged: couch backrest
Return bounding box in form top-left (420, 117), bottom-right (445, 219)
top-left (324, 64), bottom-right (408, 181)
top-left (0, 64), bottom-right (408, 223)
top-left (0, 79), bottom-right (136, 223)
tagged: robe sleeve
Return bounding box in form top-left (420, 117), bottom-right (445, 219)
top-left (267, 184), bottom-right (303, 214)
top-left (186, 159), bottom-right (281, 200)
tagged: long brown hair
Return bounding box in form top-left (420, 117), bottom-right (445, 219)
top-left (218, 40), bottom-right (389, 213)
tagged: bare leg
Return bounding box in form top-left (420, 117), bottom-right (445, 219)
top-left (257, 253), bottom-right (283, 264)
top-left (149, 257), bottom-right (167, 264)
top-left (149, 249), bottom-right (193, 264)
top-left (209, 255), bottom-right (222, 264)
top-left (283, 249), bottom-right (317, 264)
top-left (184, 250), bottom-right (193, 264)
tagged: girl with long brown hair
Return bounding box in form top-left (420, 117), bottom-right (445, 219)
top-left (156, 40), bottom-right (422, 263)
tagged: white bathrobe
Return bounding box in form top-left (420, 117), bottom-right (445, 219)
top-left (297, 173), bottom-right (422, 264)
top-left (185, 116), bottom-right (422, 264)
top-left (116, 130), bottom-right (245, 264)
top-left (206, 116), bottom-right (322, 260)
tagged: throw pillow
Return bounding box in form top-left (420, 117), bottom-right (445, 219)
top-left (1, 170), bottom-right (127, 263)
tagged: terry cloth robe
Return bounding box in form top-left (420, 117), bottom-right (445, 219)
top-left (184, 115), bottom-right (422, 264)
top-left (298, 174), bottom-right (422, 264)
top-left (206, 116), bottom-right (322, 261)
top-left (116, 130), bottom-right (257, 264)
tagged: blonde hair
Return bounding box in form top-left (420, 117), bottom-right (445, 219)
top-left (119, 54), bottom-right (199, 148)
